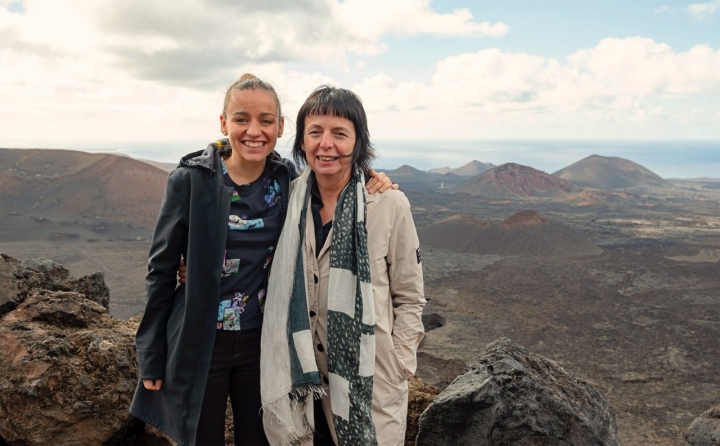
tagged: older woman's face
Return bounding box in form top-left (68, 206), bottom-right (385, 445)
top-left (302, 114), bottom-right (355, 183)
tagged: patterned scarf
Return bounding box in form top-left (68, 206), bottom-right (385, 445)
top-left (261, 169), bottom-right (377, 446)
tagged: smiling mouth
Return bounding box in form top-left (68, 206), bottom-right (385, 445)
top-left (318, 156), bottom-right (338, 161)
top-left (244, 141), bottom-right (265, 148)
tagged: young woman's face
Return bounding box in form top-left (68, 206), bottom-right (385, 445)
top-left (220, 89), bottom-right (284, 166)
top-left (302, 114), bottom-right (356, 183)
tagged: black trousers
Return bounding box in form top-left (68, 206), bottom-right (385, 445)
top-left (313, 398), bottom-right (335, 445)
top-left (195, 328), bottom-right (269, 446)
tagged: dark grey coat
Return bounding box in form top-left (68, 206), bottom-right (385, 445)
top-left (129, 140), bottom-right (296, 445)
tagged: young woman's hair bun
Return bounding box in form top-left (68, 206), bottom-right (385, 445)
top-left (238, 73), bottom-right (257, 82)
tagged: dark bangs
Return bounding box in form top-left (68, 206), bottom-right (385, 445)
top-left (292, 85), bottom-right (376, 173)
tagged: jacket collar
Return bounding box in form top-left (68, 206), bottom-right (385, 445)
top-left (178, 138), bottom-right (296, 177)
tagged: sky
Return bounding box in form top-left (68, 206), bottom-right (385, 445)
top-left (1, 0), bottom-right (719, 176)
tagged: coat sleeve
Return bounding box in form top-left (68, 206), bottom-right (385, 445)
top-left (135, 169), bottom-right (189, 380)
top-left (386, 196), bottom-right (426, 378)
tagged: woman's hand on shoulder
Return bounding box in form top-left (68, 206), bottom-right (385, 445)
top-left (366, 169), bottom-right (399, 194)
top-left (143, 379), bottom-right (163, 391)
top-left (178, 259), bottom-right (186, 284)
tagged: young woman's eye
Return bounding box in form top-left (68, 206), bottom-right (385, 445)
top-left (262, 119), bottom-right (274, 125)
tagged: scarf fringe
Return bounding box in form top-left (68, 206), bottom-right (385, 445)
top-left (261, 384), bottom-right (325, 446)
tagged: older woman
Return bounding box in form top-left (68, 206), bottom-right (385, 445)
top-left (261, 86), bottom-right (425, 446)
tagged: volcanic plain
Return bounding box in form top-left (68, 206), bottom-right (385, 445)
top-left (2, 149), bottom-right (719, 445)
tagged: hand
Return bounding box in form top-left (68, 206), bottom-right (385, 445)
top-left (143, 379), bottom-right (163, 390)
top-left (366, 169), bottom-right (399, 194)
top-left (178, 259), bottom-right (186, 284)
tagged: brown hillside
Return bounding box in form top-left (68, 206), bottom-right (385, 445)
top-left (0, 149), bottom-right (169, 228)
top-left (449, 163), bottom-right (580, 198)
top-left (418, 212), bottom-right (602, 257)
top-left (502, 210), bottom-right (547, 226)
top-left (553, 154), bottom-right (671, 190)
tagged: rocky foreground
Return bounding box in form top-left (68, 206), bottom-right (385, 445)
top-left (1, 254), bottom-right (716, 445)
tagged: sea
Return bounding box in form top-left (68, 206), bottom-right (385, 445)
top-left (2, 139), bottom-right (718, 179)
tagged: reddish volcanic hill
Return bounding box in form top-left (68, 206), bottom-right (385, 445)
top-left (449, 163), bottom-right (581, 198)
top-left (553, 154), bottom-right (671, 190)
top-left (0, 149), bottom-right (169, 228)
top-left (418, 211), bottom-right (602, 257)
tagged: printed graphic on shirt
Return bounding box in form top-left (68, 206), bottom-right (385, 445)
top-left (264, 178), bottom-right (281, 207)
top-left (221, 257), bottom-right (240, 277)
top-left (217, 292), bottom-right (250, 330)
top-left (228, 214), bottom-right (265, 230)
top-left (218, 160), bottom-right (282, 331)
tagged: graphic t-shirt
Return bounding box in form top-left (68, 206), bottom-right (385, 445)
top-left (217, 160), bottom-right (282, 330)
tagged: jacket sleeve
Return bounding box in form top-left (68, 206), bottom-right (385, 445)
top-left (135, 169), bottom-right (189, 380)
top-left (386, 196), bottom-right (426, 378)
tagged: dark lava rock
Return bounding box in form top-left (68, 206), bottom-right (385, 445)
top-left (0, 254), bottom-right (146, 446)
top-left (416, 337), bottom-right (620, 446)
top-left (0, 255), bottom-right (110, 318)
top-left (422, 312), bottom-right (447, 332)
top-left (685, 405), bottom-right (720, 445)
top-left (405, 376), bottom-right (442, 446)
top-left (73, 272), bottom-right (110, 310)
top-left (0, 255), bottom-right (22, 315)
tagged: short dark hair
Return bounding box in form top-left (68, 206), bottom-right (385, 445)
top-left (292, 85), bottom-right (376, 173)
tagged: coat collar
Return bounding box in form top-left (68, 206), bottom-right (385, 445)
top-left (178, 138), bottom-right (296, 177)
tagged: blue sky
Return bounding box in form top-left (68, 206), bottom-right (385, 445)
top-left (0, 0), bottom-right (719, 176)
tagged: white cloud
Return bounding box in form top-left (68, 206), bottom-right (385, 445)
top-left (0, 2), bottom-right (719, 145)
top-left (0, 0), bottom-right (507, 89)
top-left (351, 37), bottom-right (720, 139)
top-left (0, 0), bottom-right (508, 144)
top-left (688, 0), bottom-right (720, 20)
top-left (333, 0), bottom-right (508, 39)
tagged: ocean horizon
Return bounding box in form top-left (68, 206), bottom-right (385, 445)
top-left (2, 139), bottom-right (718, 180)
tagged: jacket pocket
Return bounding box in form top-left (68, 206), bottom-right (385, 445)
top-left (375, 326), bottom-right (409, 386)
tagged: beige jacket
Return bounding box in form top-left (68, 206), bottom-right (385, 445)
top-left (304, 188), bottom-right (426, 446)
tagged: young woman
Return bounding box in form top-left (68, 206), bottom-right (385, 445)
top-left (261, 86), bottom-right (425, 446)
top-left (129, 75), bottom-right (394, 446)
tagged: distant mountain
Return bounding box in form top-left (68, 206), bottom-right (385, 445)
top-left (0, 149), bottom-right (168, 228)
top-left (418, 211), bottom-right (602, 257)
top-left (383, 164), bottom-right (438, 182)
top-left (378, 164), bottom-right (467, 190)
top-left (552, 155), bottom-right (671, 190)
top-left (448, 163), bottom-right (580, 198)
top-left (429, 160), bottom-right (495, 177)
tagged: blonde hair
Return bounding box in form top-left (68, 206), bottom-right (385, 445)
top-left (222, 73), bottom-right (282, 118)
